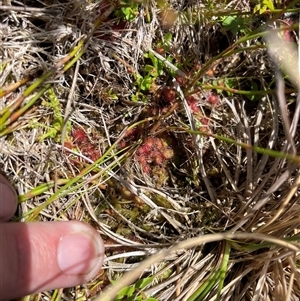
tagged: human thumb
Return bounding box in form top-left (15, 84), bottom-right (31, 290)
top-left (0, 175), bottom-right (104, 300)
top-left (0, 221), bottom-right (104, 300)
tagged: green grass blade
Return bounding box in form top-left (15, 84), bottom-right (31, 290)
top-left (216, 241), bottom-right (231, 301)
top-left (187, 270), bottom-right (221, 301)
top-left (0, 71), bottom-right (53, 126)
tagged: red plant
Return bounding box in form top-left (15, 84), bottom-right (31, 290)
top-left (186, 95), bottom-right (200, 113)
top-left (175, 76), bottom-right (186, 86)
top-left (118, 125), bottom-right (143, 150)
top-left (156, 46), bottom-right (166, 55)
top-left (207, 92), bottom-right (219, 105)
top-left (67, 127), bottom-right (101, 164)
top-left (81, 145), bottom-right (101, 162)
top-left (73, 128), bottom-right (88, 144)
top-left (198, 116), bottom-right (210, 133)
top-left (135, 137), bottom-right (174, 174)
top-left (161, 86), bottom-right (176, 104)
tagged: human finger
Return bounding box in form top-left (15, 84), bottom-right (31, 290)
top-left (0, 173), bottom-right (18, 221)
top-left (0, 221), bottom-right (104, 300)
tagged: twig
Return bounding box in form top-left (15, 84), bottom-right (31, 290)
top-left (0, 5), bottom-right (59, 13)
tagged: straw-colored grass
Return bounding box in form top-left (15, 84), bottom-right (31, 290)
top-left (1, 0), bottom-right (300, 300)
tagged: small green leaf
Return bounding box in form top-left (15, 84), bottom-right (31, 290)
top-left (164, 32), bottom-right (172, 43)
top-left (134, 277), bottom-right (153, 289)
top-left (116, 285), bottom-right (135, 299)
top-left (253, 0), bottom-right (274, 14)
top-left (121, 7), bottom-right (136, 21)
top-left (263, 0), bottom-right (274, 10)
top-left (222, 16), bottom-right (235, 27)
top-left (221, 16), bottom-right (247, 35)
top-left (259, 5), bottom-right (267, 14)
top-left (131, 94), bottom-right (139, 102)
top-left (148, 51), bottom-right (158, 68)
top-left (144, 64), bottom-right (156, 73)
top-left (140, 76), bottom-right (153, 90)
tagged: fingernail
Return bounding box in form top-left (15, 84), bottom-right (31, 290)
top-left (0, 174), bottom-right (18, 221)
top-left (57, 232), bottom-right (102, 275)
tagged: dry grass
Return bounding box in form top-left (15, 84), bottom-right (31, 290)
top-left (1, 0), bottom-right (300, 300)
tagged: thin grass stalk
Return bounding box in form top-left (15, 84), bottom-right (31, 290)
top-left (0, 76), bottom-right (32, 97)
top-left (17, 178), bottom-right (70, 203)
top-left (169, 126), bottom-right (300, 164)
top-left (0, 71), bottom-right (52, 127)
top-left (216, 241), bottom-right (231, 301)
top-left (189, 270), bottom-right (221, 301)
top-left (4, 84), bottom-right (51, 127)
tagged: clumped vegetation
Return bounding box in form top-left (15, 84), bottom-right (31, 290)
top-left (1, 0), bottom-right (300, 300)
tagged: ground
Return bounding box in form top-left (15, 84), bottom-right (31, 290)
top-left (1, 0), bottom-right (300, 300)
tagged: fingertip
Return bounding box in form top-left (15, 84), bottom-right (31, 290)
top-left (0, 173), bottom-right (18, 221)
top-left (57, 221), bottom-right (105, 278)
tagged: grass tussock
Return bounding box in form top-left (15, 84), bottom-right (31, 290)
top-left (1, 0), bottom-right (300, 300)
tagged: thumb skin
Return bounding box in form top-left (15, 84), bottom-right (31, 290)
top-left (0, 221), bottom-right (104, 300)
